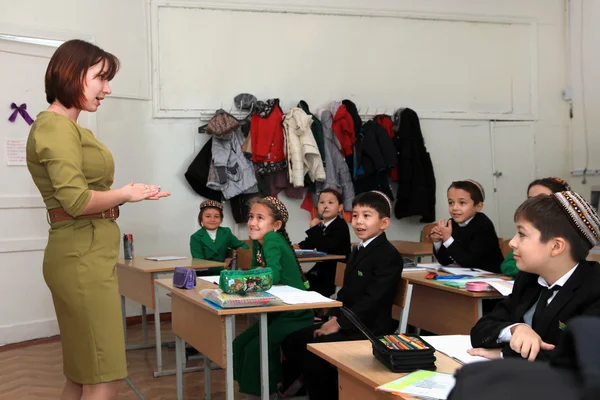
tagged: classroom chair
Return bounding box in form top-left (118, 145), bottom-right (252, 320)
top-left (232, 240), bottom-right (253, 270)
top-left (420, 223), bottom-right (437, 244)
top-left (334, 262), bottom-right (412, 334)
top-left (500, 239), bottom-right (512, 258)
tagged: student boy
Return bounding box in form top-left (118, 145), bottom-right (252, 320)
top-left (470, 191), bottom-right (600, 361)
top-left (281, 191), bottom-right (404, 400)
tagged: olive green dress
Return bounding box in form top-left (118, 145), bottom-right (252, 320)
top-left (233, 231), bottom-right (314, 395)
top-left (26, 111), bottom-right (126, 384)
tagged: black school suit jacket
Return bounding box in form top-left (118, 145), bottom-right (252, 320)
top-left (298, 216), bottom-right (351, 276)
top-left (328, 233), bottom-right (404, 336)
top-left (470, 261), bottom-right (600, 361)
top-left (433, 212), bottom-right (504, 274)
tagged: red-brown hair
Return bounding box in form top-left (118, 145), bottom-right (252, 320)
top-left (45, 39), bottom-right (119, 109)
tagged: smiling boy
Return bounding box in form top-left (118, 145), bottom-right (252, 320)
top-left (431, 179), bottom-right (504, 273)
top-left (281, 191), bottom-right (403, 400)
top-left (470, 191), bottom-right (600, 361)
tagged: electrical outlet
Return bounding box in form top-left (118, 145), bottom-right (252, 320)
top-left (563, 88), bottom-right (573, 101)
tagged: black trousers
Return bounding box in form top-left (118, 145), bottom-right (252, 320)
top-left (281, 324), bottom-right (365, 400)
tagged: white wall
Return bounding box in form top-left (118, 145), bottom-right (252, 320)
top-left (0, 0), bottom-right (570, 343)
top-left (567, 0), bottom-right (600, 197)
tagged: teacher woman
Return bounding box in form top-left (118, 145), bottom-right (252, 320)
top-left (26, 39), bottom-right (170, 400)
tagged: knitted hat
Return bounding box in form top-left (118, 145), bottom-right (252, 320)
top-left (550, 177), bottom-right (572, 191)
top-left (264, 196), bottom-right (289, 224)
top-left (200, 200), bottom-right (223, 211)
top-left (552, 191), bottom-right (600, 248)
top-left (465, 179), bottom-right (485, 202)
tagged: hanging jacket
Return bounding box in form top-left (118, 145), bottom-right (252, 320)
top-left (251, 100), bottom-right (285, 163)
top-left (354, 120), bottom-right (396, 179)
top-left (320, 110), bottom-right (354, 211)
top-left (374, 114), bottom-right (398, 181)
top-left (298, 100), bottom-right (325, 167)
top-left (393, 108), bottom-right (436, 223)
top-left (184, 137), bottom-right (222, 201)
top-left (283, 107), bottom-right (325, 187)
top-left (207, 127), bottom-right (258, 199)
top-left (331, 104), bottom-right (355, 157)
top-left (342, 99), bottom-right (362, 142)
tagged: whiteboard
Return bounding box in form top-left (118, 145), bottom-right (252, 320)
top-left (152, 3), bottom-right (536, 120)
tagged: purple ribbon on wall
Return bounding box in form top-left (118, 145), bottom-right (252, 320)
top-left (8, 103), bottom-right (34, 126)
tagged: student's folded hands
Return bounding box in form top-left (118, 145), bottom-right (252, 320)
top-left (313, 317), bottom-right (341, 337)
top-left (509, 324), bottom-right (555, 361)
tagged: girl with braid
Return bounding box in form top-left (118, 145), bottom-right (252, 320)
top-left (233, 196), bottom-right (314, 399)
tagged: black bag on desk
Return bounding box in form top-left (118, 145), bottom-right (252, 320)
top-left (340, 307), bottom-right (437, 372)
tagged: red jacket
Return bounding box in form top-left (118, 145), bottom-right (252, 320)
top-left (332, 105), bottom-right (355, 156)
top-left (251, 105), bottom-right (285, 162)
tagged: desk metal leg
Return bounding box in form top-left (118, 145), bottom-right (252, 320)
top-left (175, 336), bottom-right (184, 400)
top-left (141, 305), bottom-right (148, 344)
top-left (477, 298), bottom-right (483, 319)
top-left (225, 315), bottom-right (235, 400)
top-left (204, 356), bottom-right (212, 399)
top-left (125, 377), bottom-right (147, 400)
top-left (153, 273), bottom-right (164, 376)
top-left (121, 295), bottom-right (127, 345)
top-left (259, 313), bottom-right (269, 400)
top-left (399, 283), bottom-right (413, 334)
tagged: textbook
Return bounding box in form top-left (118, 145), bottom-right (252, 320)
top-left (377, 370), bottom-right (456, 399)
top-left (145, 256), bottom-right (187, 261)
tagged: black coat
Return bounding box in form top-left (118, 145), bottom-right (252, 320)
top-left (298, 217), bottom-right (352, 297)
top-left (433, 212), bottom-right (504, 274)
top-left (354, 120), bottom-right (396, 179)
top-left (393, 108), bottom-right (436, 222)
top-left (185, 137), bottom-right (221, 201)
top-left (328, 233), bottom-right (403, 336)
top-left (470, 261), bottom-right (600, 361)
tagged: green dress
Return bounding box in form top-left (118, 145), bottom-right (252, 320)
top-left (26, 111), bottom-right (126, 384)
top-left (501, 249), bottom-right (519, 277)
top-left (189, 226), bottom-right (248, 274)
top-left (233, 232), bottom-right (314, 395)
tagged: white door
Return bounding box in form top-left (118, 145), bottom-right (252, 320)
top-left (491, 121), bottom-right (535, 240)
top-left (422, 119), bottom-right (498, 227)
top-left (0, 37), bottom-right (95, 344)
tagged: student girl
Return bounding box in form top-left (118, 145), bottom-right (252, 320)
top-left (233, 196), bottom-right (313, 399)
top-left (190, 200), bottom-right (248, 275)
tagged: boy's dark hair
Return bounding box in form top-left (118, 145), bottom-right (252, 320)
top-left (514, 195), bottom-right (590, 261)
top-left (352, 192), bottom-right (391, 218)
top-left (198, 207), bottom-right (224, 226)
top-left (528, 178), bottom-right (570, 194)
top-left (319, 188), bottom-right (343, 205)
top-left (448, 181), bottom-right (484, 205)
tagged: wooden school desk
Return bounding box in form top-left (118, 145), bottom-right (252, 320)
top-left (587, 253), bottom-right (600, 262)
top-left (352, 241), bottom-right (434, 259)
top-left (155, 278), bottom-right (342, 400)
top-left (390, 240), bottom-right (435, 260)
top-left (402, 271), bottom-right (505, 334)
top-left (116, 256), bottom-right (224, 377)
top-left (297, 254), bottom-right (347, 263)
top-left (308, 340), bottom-right (461, 400)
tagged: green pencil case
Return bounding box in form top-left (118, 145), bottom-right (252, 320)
top-left (219, 268), bottom-right (273, 294)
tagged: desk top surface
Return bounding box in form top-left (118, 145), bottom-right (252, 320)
top-left (116, 256), bottom-right (225, 273)
top-left (155, 278), bottom-right (342, 315)
top-left (297, 254), bottom-right (346, 263)
top-left (308, 340), bottom-right (461, 391)
top-left (402, 270), bottom-right (508, 298)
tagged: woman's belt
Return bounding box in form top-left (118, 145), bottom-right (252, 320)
top-left (48, 206), bottom-right (120, 223)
